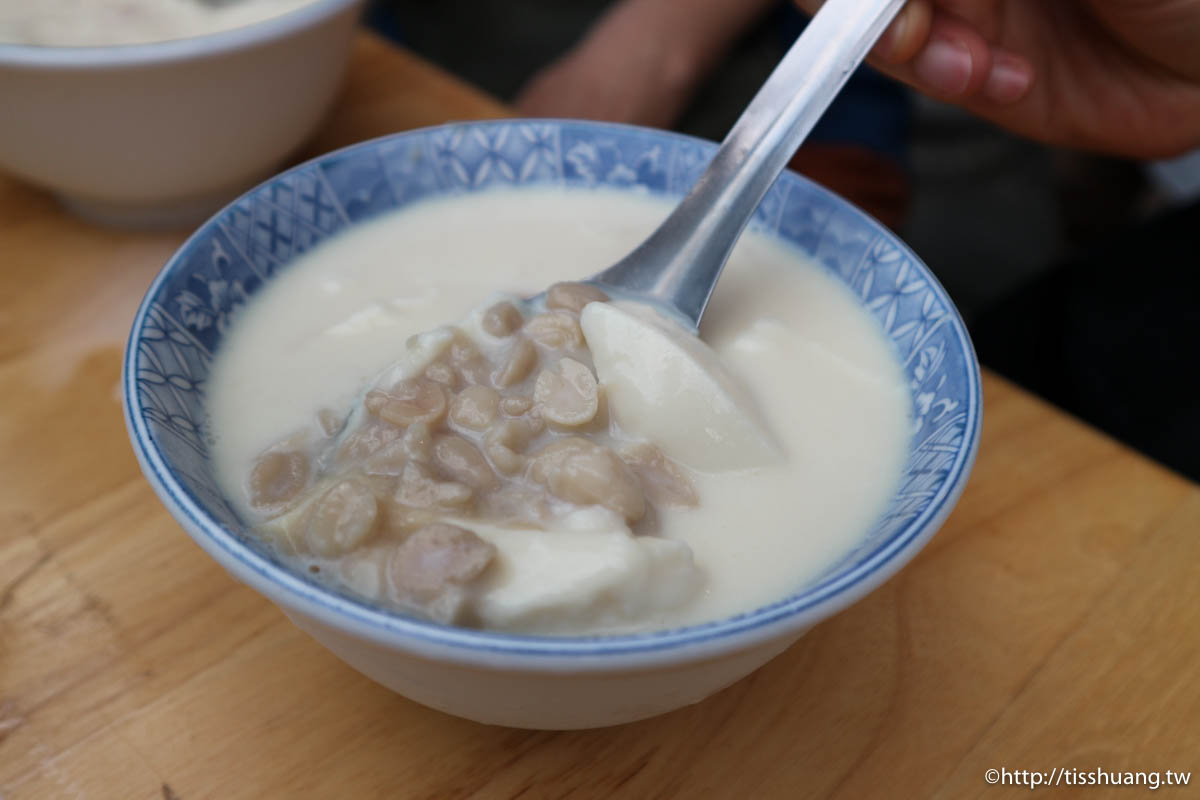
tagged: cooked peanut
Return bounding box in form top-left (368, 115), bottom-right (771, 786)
top-left (524, 311), bottom-right (584, 350)
top-left (459, 363), bottom-right (491, 386)
top-left (305, 478), bottom-right (378, 557)
top-left (479, 484), bottom-right (550, 526)
top-left (379, 496), bottom-right (443, 535)
top-left (402, 421), bottom-right (433, 462)
top-left (395, 462), bottom-right (473, 510)
top-left (480, 301), bottom-right (524, 337)
top-left (423, 359), bottom-right (458, 389)
top-left (448, 334), bottom-right (490, 385)
top-left (364, 389), bottom-right (388, 414)
top-left (389, 523), bottom-right (495, 600)
top-left (433, 435), bottom-right (497, 491)
top-left (375, 377), bottom-right (447, 427)
top-left (546, 282), bottom-right (609, 313)
top-left (248, 450), bottom-right (309, 509)
top-left (338, 549), bottom-right (386, 600)
top-left (523, 406), bottom-right (547, 436)
top-left (483, 419), bottom-right (536, 475)
top-left (534, 358), bottom-right (599, 427)
top-left (448, 334), bottom-right (481, 364)
top-left (317, 408), bottom-right (345, 437)
top-left (493, 337), bottom-right (538, 388)
top-left (527, 437), bottom-right (583, 483)
top-left (449, 384), bottom-right (500, 431)
top-left (499, 395), bottom-right (533, 416)
top-left (337, 422), bottom-right (401, 463)
top-left (528, 438), bottom-right (645, 522)
top-left (362, 439), bottom-right (409, 477)
top-left (484, 444), bottom-right (522, 476)
top-left (359, 473), bottom-right (397, 500)
top-left (256, 494), bottom-right (316, 554)
top-left (621, 443), bottom-right (698, 508)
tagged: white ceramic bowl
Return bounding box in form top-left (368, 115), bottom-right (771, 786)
top-left (125, 120), bottom-right (982, 729)
top-left (0, 0), bottom-right (364, 228)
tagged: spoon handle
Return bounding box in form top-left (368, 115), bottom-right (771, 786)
top-left (592, 0), bottom-right (905, 331)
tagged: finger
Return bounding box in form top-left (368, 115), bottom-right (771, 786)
top-left (872, 9), bottom-right (1032, 104)
top-left (910, 14), bottom-right (992, 97)
top-left (982, 49), bottom-right (1034, 105)
top-left (793, 1), bottom-right (1033, 105)
top-left (872, 0), bottom-right (933, 64)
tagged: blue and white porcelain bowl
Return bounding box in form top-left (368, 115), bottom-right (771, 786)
top-left (124, 120), bottom-right (982, 729)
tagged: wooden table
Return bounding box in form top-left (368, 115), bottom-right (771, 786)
top-left (3, 33), bottom-right (1198, 800)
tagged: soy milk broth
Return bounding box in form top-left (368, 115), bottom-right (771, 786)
top-left (206, 187), bottom-right (912, 634)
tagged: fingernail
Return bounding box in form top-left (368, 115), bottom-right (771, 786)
top-left (984, 53), bottom-right (1032, 104)
top-left (913, 39), bottom-right (972, 96)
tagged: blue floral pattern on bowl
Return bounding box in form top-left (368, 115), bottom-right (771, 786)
top-left (125, 120), bottom-right (981, 654)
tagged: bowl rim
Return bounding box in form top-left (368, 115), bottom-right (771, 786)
top-left (123, 119), bottom-right (982, 672)
top-left (0, 0), bottom-right (361, 68)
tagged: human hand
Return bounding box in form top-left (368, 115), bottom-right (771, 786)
top-left (794, 0), bottom-right (1200, 158)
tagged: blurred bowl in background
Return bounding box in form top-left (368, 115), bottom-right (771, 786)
top-left (0, 0), bottom-right (364, 228)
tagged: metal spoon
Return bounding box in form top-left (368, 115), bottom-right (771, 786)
top-left (578, 0), bottom-right (905, 333)
top-left (342, 0), bottom-right (904, 426)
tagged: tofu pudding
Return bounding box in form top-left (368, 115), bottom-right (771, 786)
top-left (0, 0), bottom-right (318, 47)
top-left (206, 187), bottom-right (912, 636)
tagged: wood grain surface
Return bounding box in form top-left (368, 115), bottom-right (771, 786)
top-left (2, 33), bottom-right (1198, 800)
